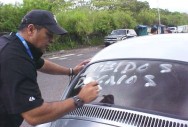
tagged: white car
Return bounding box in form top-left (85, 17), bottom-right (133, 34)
top-left (104, 29), bottom-right (137, 46)
top-left (167, 27), bottom-right (177, 33)
top-left (38, 33), bottom-right (188, 127)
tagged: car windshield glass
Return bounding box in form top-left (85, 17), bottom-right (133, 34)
top-left (169, 28), bottom-right (175, 30)
top-left (111, 30), bottom-right (126, 35)
top-left (72, 60), bottom-right (188, 119)
top-left (128, 30), bottom-right (136, 35)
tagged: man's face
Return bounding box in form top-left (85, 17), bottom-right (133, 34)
top-left (28, 25), bottom-right (54, 53)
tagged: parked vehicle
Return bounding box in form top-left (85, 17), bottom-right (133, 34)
top-left (167, 27), bottom-right (177, 33)
top-left (177, 25), bottom-right (188, 33)
top-left (37, 33), bottom-right (188, 127)
top-left (177, 26), bottom-right (184, 33)
top-left (104, 29), bottom-right (137, 46)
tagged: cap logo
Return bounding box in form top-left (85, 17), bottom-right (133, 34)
top-left (29, 96), bottom-right (36, 101)
top-left (53, 15), bottom-right (57, 23)
top-left (21, 18), bottom-right (24, 23)
top-left (21, 18), bottom-right (28, 24)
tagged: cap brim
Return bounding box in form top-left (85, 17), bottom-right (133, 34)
top-left (45, 24), bottom-right (67, 35)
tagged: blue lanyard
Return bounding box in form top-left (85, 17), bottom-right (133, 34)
top-left (16, 33), bottom-right (33, 59)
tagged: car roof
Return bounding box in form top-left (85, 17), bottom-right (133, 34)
top-left (113, 29), bottom-right (134, 31)
top-left (91, 33), bottom-right (188, 63)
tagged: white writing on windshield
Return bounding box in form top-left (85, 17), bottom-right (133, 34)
top-left (84, 61), bottom-right (172, 87)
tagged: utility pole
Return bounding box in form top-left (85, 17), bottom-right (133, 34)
top-left (157, 0), bottom-right (161, 34)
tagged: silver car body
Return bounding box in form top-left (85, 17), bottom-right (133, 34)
top-left (94, 33), bottom-right (188, 63)
top-left (37, 33), bottom-right (188, 127)
top-left (104, 29), bottom-right (137, 46)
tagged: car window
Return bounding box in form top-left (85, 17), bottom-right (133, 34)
top-left (71, 59), bottom-right (188, 119)
top-left (128, 30), bottom-right (137, 35)
top-left (111, 30), bottom-right (126, 35)
top-left (170, 28), bottom-right (175, 30)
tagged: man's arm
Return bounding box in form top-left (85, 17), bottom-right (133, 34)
top-left (38, 59), bottom-right (90, 75)
top-left (22, 82), bottom-right (99, 126)
top-left (38, 59), bottom-right (70, 75)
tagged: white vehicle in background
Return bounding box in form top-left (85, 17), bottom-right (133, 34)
top-left (177, 25), bottom-right (188, 33)
top-left (167, 27), bottom-right (177, 33)
top-left (104, 29), bottom-right (137, 47)
top-left (177, 26), bottom-right (184, 33)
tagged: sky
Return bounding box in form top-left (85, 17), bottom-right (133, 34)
top-left (0, 0), bottom-right (188, 13)
top-left (138, 0), bottom-right (188, 13)
top-left (0, 0), bottom-right (22, 4)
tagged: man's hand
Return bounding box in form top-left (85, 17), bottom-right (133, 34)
top-left (77, 81), bottom-right (99, 103)
top-left (73, 59), bottom-right (90, 75)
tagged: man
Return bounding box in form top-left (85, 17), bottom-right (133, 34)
top-left (150, 26), bottom-right (158, 35)
top-left (0, 10), bottom-right (99, 127)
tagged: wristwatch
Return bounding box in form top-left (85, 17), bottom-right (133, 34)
top-left (72, 96), bottom-right (84, 108)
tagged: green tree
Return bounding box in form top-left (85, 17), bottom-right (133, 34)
top-left (136, 9), bottom-right (157, 25)
top-left (0, 4), bottom-right (21, 32)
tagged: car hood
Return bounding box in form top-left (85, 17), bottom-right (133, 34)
top-left (36, 118), bottom-right (136, 127)
top-left (36, 105), bottom-right (188, 127)
top-left (53, 119), bottom-right (119, 127)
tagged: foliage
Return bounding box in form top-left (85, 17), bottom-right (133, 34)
top-left (0, 4), bottom-right (22, 32)
top-left (0, 0), bottom-right (54, 32)
top-left (56, 8), bottom-right (94, 45)
top-left (92, 10), bottom-right (115, 34)
top-left (0, 0), bottom-right (188, 51)
top-left (136, 9), bottom-right (157, 25)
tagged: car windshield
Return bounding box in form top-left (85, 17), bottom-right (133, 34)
top-left (71, 59), bottom-right (188, 119)
top-left (111, 30), bottom-right (126, 35)
top-left (128, 30), bottom-right (137, 35)
top-left (168, 27), bottom-right (176, 30)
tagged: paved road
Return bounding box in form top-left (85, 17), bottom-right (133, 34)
top-left (21, 45), bottom-right (104, 127)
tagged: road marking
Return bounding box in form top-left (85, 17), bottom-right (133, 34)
top-left (49, 54), bottom-right (75, 60)
top-left (49, 56), bottom-right (59, 59)
top-left (60, 54), bottom-right (75, 57)
top-left (77, 54), bottom-right (83, 56)
top-left (59, 57), bottom-right (68, 60)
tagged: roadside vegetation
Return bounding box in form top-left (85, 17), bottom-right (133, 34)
top-left (1, 0), bottom-right (188, 51)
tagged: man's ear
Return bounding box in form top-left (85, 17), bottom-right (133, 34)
top-left (27, 24), bottom-right (36, 36)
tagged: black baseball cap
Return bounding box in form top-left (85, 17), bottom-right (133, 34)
top-left (21, 10), bottom-right (67, 35)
